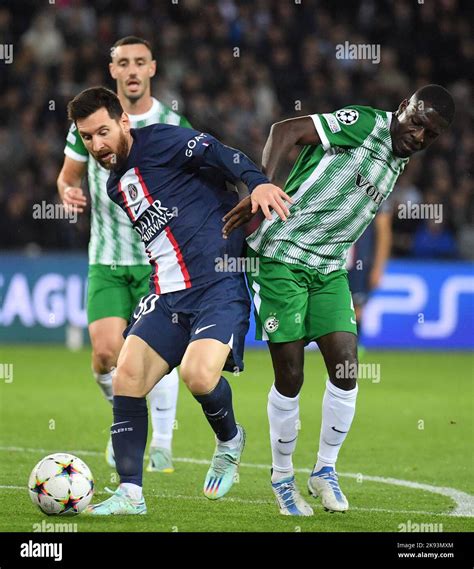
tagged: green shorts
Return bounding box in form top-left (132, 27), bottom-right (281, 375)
top-left (87, 264), bottom-right (150, 324)
top-left (246, 247), bottom-right (357, 343)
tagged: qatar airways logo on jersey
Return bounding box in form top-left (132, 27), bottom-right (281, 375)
top-left (356, 172), bottom-right (384, 206)
top-left (133, 199), bottom-right (176, 245)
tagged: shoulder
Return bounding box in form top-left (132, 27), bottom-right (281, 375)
top-left (333, 105), bottom-right (378, 130)
top-left (132, 124), bottom-right (205, 163)
top-left (155, 99), bottom-right (191, 127)
top-left (136, 123), bottom-right (198, 142)
top-left (64, 121), bottom-right (89, 161)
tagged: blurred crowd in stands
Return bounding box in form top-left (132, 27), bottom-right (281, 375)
top-left (0, 0), bottom-right (472, 259)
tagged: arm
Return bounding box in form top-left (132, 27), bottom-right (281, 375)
top-left (57, 156), bottom-right (88, 213)
top-left (262, 116), bottom-right (321, 182)
top-left (172, 132), bottom-right (293, 225)
top-left (198, 140), bottom-right (270, 193)
top-left (222, 116), bottom-right (319, 235)
top-left (369, 212), bottom-right (392, 290)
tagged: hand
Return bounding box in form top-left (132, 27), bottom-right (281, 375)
top-left (63, 186), bottom-right (87, 214)
top-left (222, 184), bottom-right (293, 238)
top-left (251, 183), bottom-right (293, 221)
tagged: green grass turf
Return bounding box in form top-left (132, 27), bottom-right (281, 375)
top-left (0, 346), bottom-right (472, 532)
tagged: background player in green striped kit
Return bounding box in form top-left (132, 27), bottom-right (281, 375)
top-left (223, 85), bottom-right (455, 516)
top-left (57, 36), bottom-right (191, 473)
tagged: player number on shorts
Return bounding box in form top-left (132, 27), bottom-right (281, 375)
top-left (133, 294), bottom-right (160, 322)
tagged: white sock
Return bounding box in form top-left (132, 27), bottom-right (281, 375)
top-left (267, 384), bottom-right (300, 483)
top-left (120, 482), bottom-right (143, 501)
top-left (314, 379), bottom-right (358, 472)
top-left (217, 427), bottom-right (242, 450)
top-left (147, 369), bottom-right (179, 451)
top-left (93, 370), bottom-right (114, 404)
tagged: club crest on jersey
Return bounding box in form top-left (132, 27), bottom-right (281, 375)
top-left (336, 109), bottom-right (359, 125)
top-left (264, 316), bottom-right (279, 333)
top-left (128, 184), bottom-right (138, 200)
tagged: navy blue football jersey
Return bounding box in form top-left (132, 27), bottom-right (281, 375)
top-left (107, 124), bottom-right (269, 293)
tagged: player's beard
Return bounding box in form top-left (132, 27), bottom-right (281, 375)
top-left (98, 132), bottom-right (129, 172)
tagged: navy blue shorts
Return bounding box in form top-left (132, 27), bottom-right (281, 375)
top-left (348, 263), bottom-right (373, 307)
top-left (123, 276), bottom-right (251, 372)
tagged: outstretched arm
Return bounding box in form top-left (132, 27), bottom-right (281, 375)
top-left (222, 116), bottom-right (320, 236)
top-left (189, 137), bottom-right (294, 224)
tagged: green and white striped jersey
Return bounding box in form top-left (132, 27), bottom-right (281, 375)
top-left (247, 106), bottom-right (409, 273)
top-left (64, 98), bottom-right (192, 265)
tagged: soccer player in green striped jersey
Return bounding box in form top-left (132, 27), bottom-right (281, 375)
top-left (57, 36), bottom-right (191, 473)
top-left (223, 85), bottom-right (455, 516)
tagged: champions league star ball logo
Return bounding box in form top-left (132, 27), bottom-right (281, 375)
top-left (336, 108), bottom-right (359, 125)
top-left (128, 184), bottom-right (138, 200)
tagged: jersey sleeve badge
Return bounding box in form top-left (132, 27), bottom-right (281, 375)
top-left (336, 109), bottom-right (359, 125)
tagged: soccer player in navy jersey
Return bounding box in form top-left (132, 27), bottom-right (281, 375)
top-left (67, 86), bottom-right (292, 514)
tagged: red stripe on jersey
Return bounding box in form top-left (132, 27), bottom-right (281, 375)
top-left (135, 167), bottom-right (154, 205)
top-left (118, 181), bottom-right (136, 221)
top-left (165, 226), bottom-right (191, 288)
top-left (146, 249), bottom-right (161, 294)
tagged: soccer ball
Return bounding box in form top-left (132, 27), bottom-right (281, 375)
top-left (28, 453), bottom-right (94, 515)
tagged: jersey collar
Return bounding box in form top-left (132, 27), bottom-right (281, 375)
top-left (127, 98), bottom-right (160, 123)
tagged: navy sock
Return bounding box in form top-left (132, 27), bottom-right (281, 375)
top-left (111, 396), bottom-right (148, 486)
top-left (193, 377), bottom-right (238, 442)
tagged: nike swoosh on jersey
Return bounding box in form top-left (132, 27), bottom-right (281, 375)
top-left (195, 324), bottom-right (217, 335)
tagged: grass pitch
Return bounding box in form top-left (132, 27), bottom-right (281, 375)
top-left (0, 346), bottom-right (472, 532)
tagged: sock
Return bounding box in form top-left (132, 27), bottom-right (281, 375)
top-left (112, 395), bottom-right (148, 487)
top-left (93, 369), bottom-right (114, 403)
top-left (193, 376), bottom-right (238, 443)
top-left (147, 369), bottom-right (179, 451)
top-left (314, 379), bottom-right (358, 472)
top-left (120, 482), bottom-right (143, 501)
top-left (268, 384), bottom-right (300, 483)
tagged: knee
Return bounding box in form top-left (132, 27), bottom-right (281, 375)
top-left (330, 347), bottom-right (358, 391)
top-left (180, 361), bottom-right (219, 395)
top-left (113, 362), bottom-right (147, 397)
top-left (275, 364), bottom-right (304, 398)
top-left (92, 343), bottom-right (120, 373)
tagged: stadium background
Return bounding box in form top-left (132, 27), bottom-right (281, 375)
top-left (0, 0), bottom-right (473, 543)
top-left (0, 0), bottom-right (472, 348)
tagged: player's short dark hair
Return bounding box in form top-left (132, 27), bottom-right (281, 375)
top-left (415, 84), bottom-right (455, 125)
top-left (111, 36), bottom-right (154, 58)
top-left (67, 86), bottom-right (124, 123)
